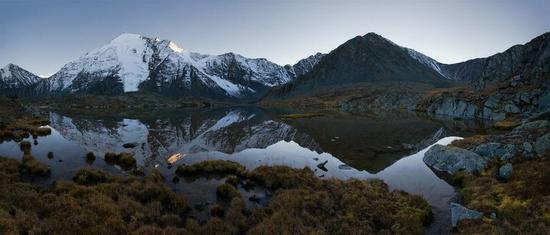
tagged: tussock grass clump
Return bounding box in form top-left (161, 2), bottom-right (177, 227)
top-left (19, 141), bottom-right (32, 154)
top-left (85, 152), bottom-right (95, 164)
top-left (246, 165), bottom-right (317, 190)
top-left (451, 135), bottom-right (488, 149)
top-left (454, 156), bottom-right (550, 233)
top-left (175, 160), bottom-right (245, 177)
top-left (225, 175), bottom-right (239, 185)
top-left (216, 183), bottom-right (240, 201)
top-left (21, 154), bottom-right (50, 177)
top-left (104, 152), bottom-right (136, 170)
top-left (73, 168), bottom-right (110, 185)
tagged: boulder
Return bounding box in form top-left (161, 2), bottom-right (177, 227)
top-left (498, 163), bottom-right (513, 180)
top-left (424, 144), bottom-right (487, 174)
top-left (535, 133), bottom-right (550, 155)
top-left (504, 103), bottom-right (521, 113)
top-left (450, 203), bottom-right (482, 227)
top-left (473, 143), bottom-right (506, 159)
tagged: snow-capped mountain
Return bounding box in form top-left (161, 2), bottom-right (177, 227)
top-left (286, 52), bottom-right (325, 77)
top-left (34, 33), bottom-right (322, 100)
top-left (0, 64), bottom-right (41, 90)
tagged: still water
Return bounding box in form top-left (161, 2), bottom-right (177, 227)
top-left (0, 107), bottom-right (494, 233)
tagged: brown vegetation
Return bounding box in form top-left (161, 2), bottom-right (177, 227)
top-left (0, 158), bottom-right (434, 234)
top-left (453, 156), bottom-right (549, 233)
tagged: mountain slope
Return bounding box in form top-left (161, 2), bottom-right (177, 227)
top-left (437, 32), bottom-right (550, 89)
top-left (0, 64), bottom-right (41, 89)
top-left (33, 33), bottom-right (322, 100)
top-left (0, 64), bottom-right (42, 96)
top-left (266, 33), bottom-right (453, 99)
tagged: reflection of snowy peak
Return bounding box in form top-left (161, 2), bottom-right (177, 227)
top-left (35, 33), bottom-right (322, 99)
top-left (48, 113), bottom-right (151, 165)
top-left (48, 108), bottom-right (319, 167)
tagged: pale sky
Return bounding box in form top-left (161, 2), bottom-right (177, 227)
top-left (1, 0), bottom-right (549, 76)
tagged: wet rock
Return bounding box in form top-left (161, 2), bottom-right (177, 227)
top-left (523, 142), bottom-right (533, 153)
top-left (424, 144), bottom-right (486, 174)
top-left (484, 96), bottom-right (500, 109)
top-left (451, 203), bottom-right (482, 227)
top-left (122, 142), bottom-right (138, 148)
top-left (504, 103), bottom-right (520, 113)
top-left (513, 120), bottom-right (550, 132)
top-left (473, 143), bottom-right (506, 159)
top-left (498, 163), bottom-right (513, 180)
top-left (482, 107), bottom-right (506, 121)
top-left (535, 133), bottom-right (550, 155)
top-left (317, 160), bottom-right (328, 172)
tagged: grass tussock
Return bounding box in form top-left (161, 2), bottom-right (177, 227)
top-left (453, 156), bottom-right (550, 233)
top-left (104, 152), bottom-right (136, 170)
top-left (451, 135), bottom-right (488, 149)
top-left (175, 160), bottom-right (245, 177)
top-left (494, 117), bottom-right (522, 130)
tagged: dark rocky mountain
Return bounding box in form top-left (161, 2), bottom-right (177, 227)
top-left (438, 32), bottom-right (550, 89)
top-left (266, 33), bottom-right (454, 99)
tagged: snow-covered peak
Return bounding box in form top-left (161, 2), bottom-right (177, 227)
top-left (405, 48), bottom-right (446, 78)
top-left (168, 41), bottom-right (184, 53)
top-left (0, 64), bottom-right (13, 78)
top-left (0, 63), bottom-right (41, 89)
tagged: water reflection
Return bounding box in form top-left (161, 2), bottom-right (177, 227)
top-left (0, 107), bottom-right (493, 232)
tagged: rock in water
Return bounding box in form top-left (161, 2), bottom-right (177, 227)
top-left (450, 203), bottom-right (482, 227)
top-left (499, 163), bottom-right (513, 180)
top-left (423, 144), bottom-right (486, 174)
top-left (123, 142), bottom-right (138, 148)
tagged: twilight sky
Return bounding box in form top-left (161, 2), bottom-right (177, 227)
top-left (1, 0), bottom-right (549, 76)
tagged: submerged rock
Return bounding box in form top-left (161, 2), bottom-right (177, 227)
top-left (424, 144), bottom-right (486, 174)
top-left (122, 142), bottom-right (139, 148)
top-left (498, 163), bottom-right (513, 180)
top-left (450, 203), bottom-right (483, 227)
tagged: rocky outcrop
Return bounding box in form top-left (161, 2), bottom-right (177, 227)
top-left (535, 133), bottom-right (550, 155)
top-left (422, 76), bottom-right (549, 121)
top-left (450, 203), bottom-right (483, 227)
top-left (423, 144), bottom-right (487, 174)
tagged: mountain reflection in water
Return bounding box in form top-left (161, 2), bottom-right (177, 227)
top-left (0, 107), bottom-right (492, 232)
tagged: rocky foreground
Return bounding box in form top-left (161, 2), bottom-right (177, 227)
top-left (423, 118), bottom-right (549, 233)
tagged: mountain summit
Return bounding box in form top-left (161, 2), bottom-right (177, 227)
top-left (31, 33), bottom-right (322, 100)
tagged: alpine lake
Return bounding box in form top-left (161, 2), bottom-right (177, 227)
top-left (0, 106), bottom-right (500, 233)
